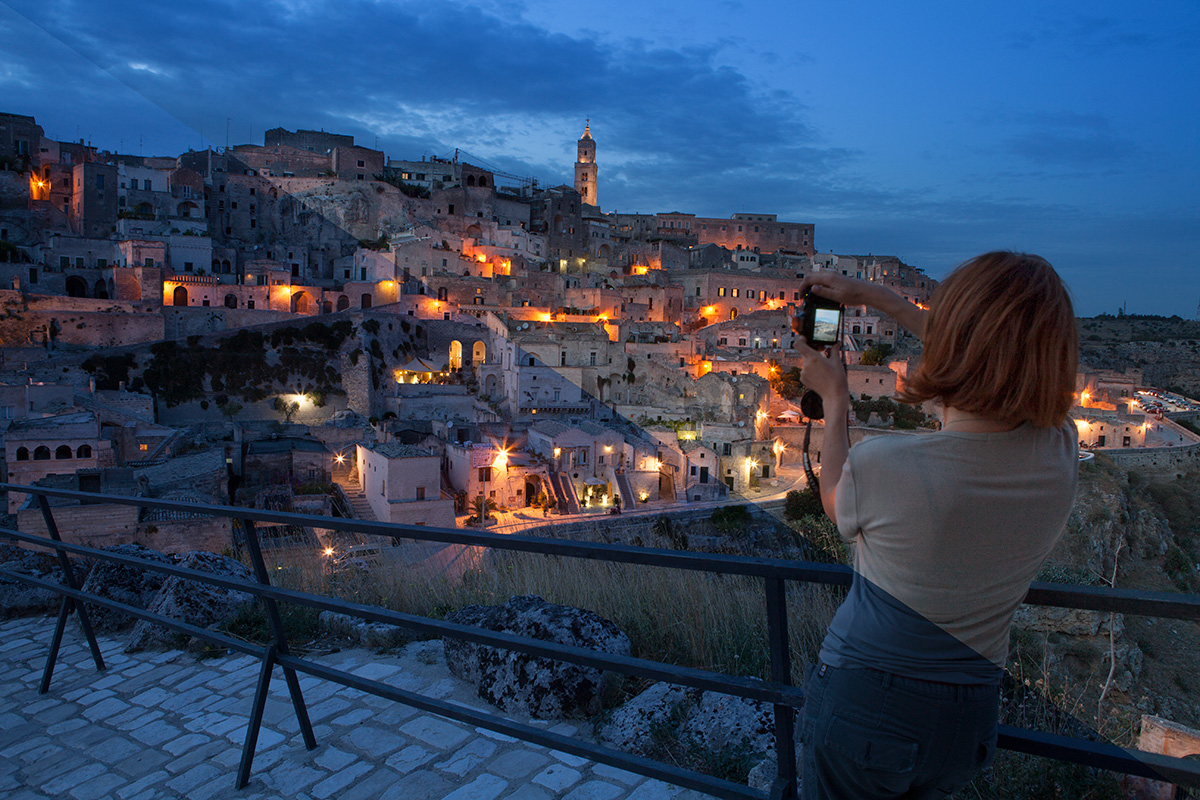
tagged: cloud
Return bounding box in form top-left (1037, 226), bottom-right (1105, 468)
top-left (1001, 113), bottom-right (1135, 168)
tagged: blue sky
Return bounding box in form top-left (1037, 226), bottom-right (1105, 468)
top-left (1, 0), bottom-right (1197, 316)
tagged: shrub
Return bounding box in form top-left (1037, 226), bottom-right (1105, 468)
top-left (784, 488), bottom-right (823, 520)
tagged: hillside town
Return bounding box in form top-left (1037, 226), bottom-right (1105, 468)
top-left (1, 110), bottom-right (1198, 560)
top-left (3, 103), bottom-right (1200, 800)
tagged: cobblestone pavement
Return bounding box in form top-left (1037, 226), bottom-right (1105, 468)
top-left (0, 615), bottom-right (724, 800)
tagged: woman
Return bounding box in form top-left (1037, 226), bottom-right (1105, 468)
top-left (794, 252), bottom-right (1079, 799)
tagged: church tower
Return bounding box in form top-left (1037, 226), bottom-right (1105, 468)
top-left (574, 120), bottom-right (597, 207)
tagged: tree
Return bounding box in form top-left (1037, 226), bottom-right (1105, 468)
top-left (219, 400), bottom-right (244, 423)
top-left (273, 397), bottom-right (300, 423)
top-left (771, 366), bottom-right (805, 400)
top-left (859, 344), bottom-right (893, 366)
top-left (470, 495), bottom-right (498, 524)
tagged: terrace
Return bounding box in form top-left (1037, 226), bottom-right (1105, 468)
top-left (1, 482), bottom-right (1199, 799)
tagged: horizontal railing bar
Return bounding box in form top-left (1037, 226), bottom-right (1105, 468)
top-left (1024, 582), bottom-right (1200, 621)
top-left (9, 484), bottom-right (1200, 620)
top-left (0, 483), bottom-right (853, 584)
top-left (0, 567), bottom-right (264, 659)
top-left (274, 652), bottom-right (767, 800)
top-left (998, 724), bottom-right (1200, 789)
top-left (0, 527), bottom-right (805, 707)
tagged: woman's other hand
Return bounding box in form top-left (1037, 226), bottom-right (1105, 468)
top-left (797, 340), bottom-right (849, 410)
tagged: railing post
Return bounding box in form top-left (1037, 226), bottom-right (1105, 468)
top-left (237, 643), bottom-right (276, 790)
top-left (238, 517), bottom-right (317, 751)
top-left (765, 577), bottom-right (799, 800)
top-left (36, 493), bottom-right (104, 693)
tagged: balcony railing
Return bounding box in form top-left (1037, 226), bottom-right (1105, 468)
top-left (1, 482), bottom-right (1198, 798)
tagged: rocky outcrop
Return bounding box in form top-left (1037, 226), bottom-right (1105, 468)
top-left (79, 543), bottom-right (173, 632)
top-left (443, 595), bottom-right (631, 719)
top-left (0, 544), bottom-right (68, 618)
top-left (598, 680), bottom-right (783, 788)
top-left (125, 551), bottom-right (255, 652)
top-left (318, 610), bottom-right (410, 650)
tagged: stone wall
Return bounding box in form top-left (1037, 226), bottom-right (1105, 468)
top-left (16, 502), bottom-right (232, 554)
top-left (1100, 441), bottom-right (1200, 481)
top-left (0, 291), bottom-right (164, 347)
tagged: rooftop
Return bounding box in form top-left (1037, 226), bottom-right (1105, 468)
top-left (366, 442), bottom-right (436, 459)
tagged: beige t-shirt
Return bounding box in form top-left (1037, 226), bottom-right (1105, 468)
top-left (820, 421), bottom-right (1078, 679)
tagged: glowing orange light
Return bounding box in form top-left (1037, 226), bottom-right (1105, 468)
top-left (335, 453), bottom-right (345, 464)
top-left (704, 306), bottom-right (716, 316)
top-left (476, 254), bottom-right (487, 263)
top-left (323, 547), bottom-right (335, 557)
top-left (492, 448), bottom-right (509, 469)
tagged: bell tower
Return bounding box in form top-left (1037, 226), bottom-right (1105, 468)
top-left (574, 120), bottom-right (597, 207)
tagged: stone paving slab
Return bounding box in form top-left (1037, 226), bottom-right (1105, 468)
top-left (0, 614), bottom-right (723, 800)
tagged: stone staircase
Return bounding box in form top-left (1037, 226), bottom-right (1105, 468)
top-left (334, 474), bottom-right (377, 522)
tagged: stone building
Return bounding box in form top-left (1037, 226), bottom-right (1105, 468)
top-left (5, 411), bottom-right (116, 511)
top-left (355, 441), bottom-right (455, 528)
top-left (0, 112), bottom-right (43, 169)
top-left (574, 122), bottom-right (598, 208)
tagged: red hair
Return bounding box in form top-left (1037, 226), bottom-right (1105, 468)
top-left (897, 252), bottom-right (1077, 428)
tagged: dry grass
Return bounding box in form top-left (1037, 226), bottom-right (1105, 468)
top-left (274, 542), bottom-right (841, 685)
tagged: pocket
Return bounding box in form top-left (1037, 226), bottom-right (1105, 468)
top-left (975, 722), bottom-right (998, 771)
top-left (824, 714), bottom-right (919, 774)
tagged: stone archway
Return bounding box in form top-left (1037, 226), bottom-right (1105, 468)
top-left (472, 341), bottom-right (486, 365)
top-left (337, 295), bottom-right (350, 311)
top-left (291, 291), bottom-right (310, 314)
top-left (484, 374), bottom-right (498, 396)
top-left (93, 279), bottom-right (108, 299)
top-left (224, 294), bottom-right (237, 309)
top-left (65, 276), bottom-right (87, 297)
top-left (361, 293), bottom-right (372, 309)
top-left (449, 340), bottom-right (463, 370)
top-left (173, 286), bottom-right (188, 306)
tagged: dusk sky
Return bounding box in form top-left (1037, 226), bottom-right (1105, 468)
top-left (1, 0), bottom-right (1196, 317)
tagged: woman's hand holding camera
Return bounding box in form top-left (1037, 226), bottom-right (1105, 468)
top-left (798, 272), bottom-right (928, 340)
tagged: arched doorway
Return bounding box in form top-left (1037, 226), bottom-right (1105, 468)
top-left (224, 294), bottom-right (237, 309)
top-left (598, 244), bottom-right (612, 260)
top-left (449, 341), bottom-right (463, 370)
top-left (730, 308), bottom-right (738, 319)
top-left (65, 276), bottom-right (87, 297)
top-left (173, 286), bottom-right (188, 306)
top-left (360, 293), bottom-right (372, 309)
top-left (93, 279), bottom-right (108, 299)
top-left (322, 300), bottom-right (332, 314)
top-left (484, 375), bottom-right (497, 396)
top-left (291, 291), bottom-right (310, 314)
top-left (336, 295), bottom-right (350, 311)
top-left (472, 341), bottom-right (486, 365)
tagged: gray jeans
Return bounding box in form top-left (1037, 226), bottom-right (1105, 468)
top-left (800, 662), bottom-right (999, 799)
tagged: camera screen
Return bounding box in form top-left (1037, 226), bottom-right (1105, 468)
top-left (812, 308), bottom-right (841, 342)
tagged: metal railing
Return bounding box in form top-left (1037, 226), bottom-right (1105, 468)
top-left (1, 482), bottom-right (1198, 798)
